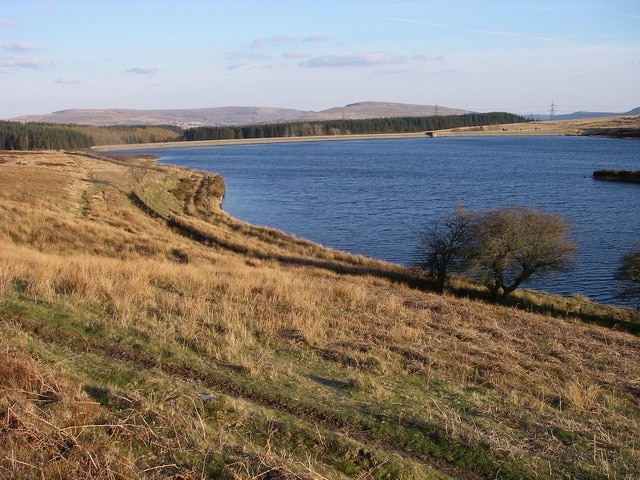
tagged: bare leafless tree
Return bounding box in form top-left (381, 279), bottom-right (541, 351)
top-left (415, 206), bottom-right (474, 293)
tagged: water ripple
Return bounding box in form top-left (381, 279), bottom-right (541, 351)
top-left (141, 136), bottom-right (640, 307)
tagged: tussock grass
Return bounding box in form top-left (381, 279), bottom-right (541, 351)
top-left (1, 150), bottom-right (639, 479)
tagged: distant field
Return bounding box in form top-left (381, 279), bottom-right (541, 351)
top-left (434, 114), bottom-right (640, 137)
top-left (93, 114), bottom-right (640, 151)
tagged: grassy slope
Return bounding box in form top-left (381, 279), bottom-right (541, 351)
top-left (434, 114), bottom-right (640, 137)
top-left (1, 150), bottom-right (639, 480)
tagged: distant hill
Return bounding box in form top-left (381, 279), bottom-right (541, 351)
top-left (11, 103), bottom-right (639, 127)
top-left (532, 107), bottom-right (640, 121)
top-left (11, 101), bottom-right (468, 127)
top-left (300, 101), bottom-right (466, 120)
top-left (11, 107), bottom-right (309, 128)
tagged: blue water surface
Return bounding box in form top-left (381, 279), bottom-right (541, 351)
top-left (136, 136), bottom-right (640, 306)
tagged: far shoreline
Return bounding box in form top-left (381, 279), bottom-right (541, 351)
top-left (92, 115), bottom-right (640, 152)
top-left (92, 132), bottom-right (429, 152)
top-left (91, 130), bottom-right (574, 152)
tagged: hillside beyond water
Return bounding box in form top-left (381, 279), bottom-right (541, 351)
top-left (11, 102), bottom-right (468, 127)
top-left (1, 150), bottom-right (639, 479)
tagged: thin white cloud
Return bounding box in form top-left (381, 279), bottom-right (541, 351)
top-left (226, 51), bottom-right (274, 61)
top-left (617, 11), bottom-right (640, 21)
top-left (250, 35), bottom-right (296, 48)
top-left (126, 66), bottom-right (158, 75)
top-left (55, 77), bottom-right (81, 84)
top-left (413, 54), bottom-right (444, 62)
top-left (226, 63), bottom-right (247, 71)
top-left (282, 52), bottom-right (311, 59)
top-left (36, 1), bottom-right (57, 9)
top-left (250, 34), bottom-right (330, 48)
top-left (0, 19), bottom-right (18, 27)
top-left (301, 52), bottom-right (406, 68)
top-left (303, 35), bottom-right (330, 42)
top-left (2, 41), bottom-right (41, 53)
top-left (375, 68), bottom-right (410, 75)
top-left (392, 18), bottom-right (565, 43)
top-left (1, 56), bottom-right (53, 68)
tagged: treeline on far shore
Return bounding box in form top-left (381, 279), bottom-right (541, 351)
top-left (0, 121), bottom-right (181, 150)
top-left (1, 112), bottom-right (527, 150)
top-left (183, 112), bottom-right (528, 141)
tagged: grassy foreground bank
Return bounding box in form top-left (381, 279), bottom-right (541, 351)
top-left (1, 150), bottom-right (639, 479)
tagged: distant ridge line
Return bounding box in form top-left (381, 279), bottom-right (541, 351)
top-left (10, 102), bottom-right (638, 127)
top-left (11, 101), bottom-right (468, 127)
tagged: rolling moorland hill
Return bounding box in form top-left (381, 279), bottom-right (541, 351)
top-left (531, 106), bottom-right (640, 121)
top-left (1, 150), bottom-right (640, 479)
top-left (10, 102), bottom-right (639, 128)
top-left (11, 102), bottom-right (468, 127)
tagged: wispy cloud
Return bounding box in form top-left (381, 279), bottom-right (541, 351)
top-left (251, 34), bottom-right (330, 48)
top-left (303, 34), bottom-right (330, 42)
top-left (301, 52), bottom-right (406, 68)
top-left (54, 77), bottom-right (81, 84)
top-left (226, 63), bottom-right (247, 71)
top-left (1, 57), bottom-right (54, 68)
top-left (36, 1), bottom-right (57, 9)
top-left (250, 35), bottom-right (296, 48)
top-left (1, 40), bottom-right (53, 70)
top-left (617, 11), bottom-right (640, 21)
top-left (126, 66), bottom-right (158, 75)
top-left (0, 18), bottom-right (18, 27)
top-left (413, 54), bottom-right (444, 62)
top-left (2, 41), bottom-right (42, 53)
top-left (282, 52), bottom-right (311, 59)
top-left (226, 51), bottom-right (274, 61)
top-left (392, 18), bottom-right (564, 43)
top-left (374, 68), bottom-right (409, 75)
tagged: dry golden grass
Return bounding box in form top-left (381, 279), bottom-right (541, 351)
top-left (0, 346), bottom-right (131, 479)
top-left (1, 150), bottom-right (639, 479)
top-left (436, 114), bottom-right (640, 137)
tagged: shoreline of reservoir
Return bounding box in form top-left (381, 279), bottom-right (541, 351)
top-left (92, 132), bottom-right (428, 151)
top-left (92, 115), bottom-right (640, 152)
top-left (120, 135), bottom-right (639, 307)
top-left (92, 129), bottom-right (579, 152)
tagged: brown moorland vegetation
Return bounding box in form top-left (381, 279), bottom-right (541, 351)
top-left (1, 150), bottom-right (639, 479)
top-left (435, 114), bottom-right (640, 138)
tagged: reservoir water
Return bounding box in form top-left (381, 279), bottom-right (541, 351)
top-left (141, 136), bottom-right (640, 306)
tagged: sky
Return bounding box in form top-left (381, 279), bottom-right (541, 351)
top-left (1, 0), bottom-right (639, 118)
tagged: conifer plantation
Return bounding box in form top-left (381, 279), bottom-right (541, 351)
top-left (1, 112), bottom-right (525, 150)
top-left (182, 112), bottom-right (526, 141)
top-left (0, 122), bottom-right (181, 150)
